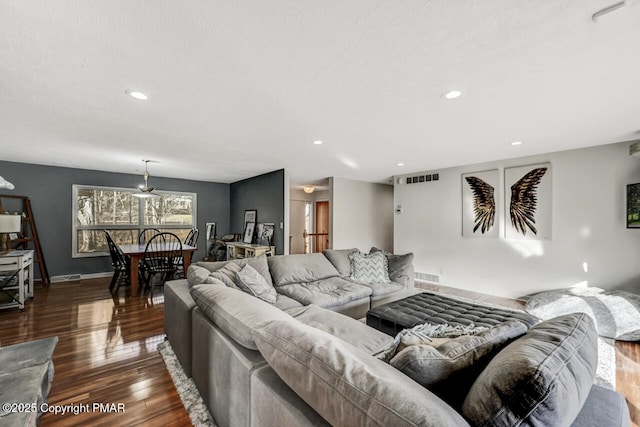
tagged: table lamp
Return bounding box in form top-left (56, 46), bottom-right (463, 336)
top-left (0, 214), bottom-right (21, 252)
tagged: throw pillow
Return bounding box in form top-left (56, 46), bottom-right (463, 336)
top-left (390, 321), bottom-right (528, 409)
top-left (187, 264), bottom-right (214, 287)
top-left (235, 264), bottom-right (278, 304)
top-left (370, 247), bottom-right (414, 286)
top-left (208, 262), bottom-right (242, 289)
top-left (349, 251), bottom-right (390, 284)
top-left (376, 322), bottom-right (489, 363)
top-left (252, 319), bottom-right (470, 427)
top-left (462, 313), bottom-right (598, 427)
top-left (323, 248), bottom-right (358, 277)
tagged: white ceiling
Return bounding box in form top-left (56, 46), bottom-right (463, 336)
top-left (1, 1), bottom-right (639, 189)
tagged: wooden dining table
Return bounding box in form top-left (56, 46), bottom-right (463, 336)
top-left (119, 243), bottom-right (197, 297)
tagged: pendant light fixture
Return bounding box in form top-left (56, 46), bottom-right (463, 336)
top-left (133, 160), bottom-right (159, 198)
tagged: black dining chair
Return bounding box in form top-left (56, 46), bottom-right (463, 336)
top-left (140, 232), bottom-right (182, 298)
top-left (175, 228), bottom-right (199, 278)
top-left (138, 228), bottom-right (161, 245)
top-left (184, 228), bottom-right (199, 247)
top-left (105, 231), bottom-right (130, 294)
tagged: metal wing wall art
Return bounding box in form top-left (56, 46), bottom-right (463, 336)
top-left (465, 176), bottom-right (495, 234)
top-left (509, 167), bottom-right (547, 235)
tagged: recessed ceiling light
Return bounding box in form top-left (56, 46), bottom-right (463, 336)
top-left (442, 90), bottom-right (462, 99)
top-left (312, 140), bottom-right (323, 145)
top-left (396, 162), bottom-right (405, 166)
top-left (510, 141), bottom-right (524, 146)
top-left (126, 90), bottom-right (148, 100)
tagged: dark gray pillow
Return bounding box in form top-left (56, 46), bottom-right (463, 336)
top-left (462, 313), bottom-right (598, 427)
top-left (323, 248), bottom-right (357, 277)
top-left (390, 321), bottom-right (527, 409)
top-left (369, 247), bottom-right (414, 285)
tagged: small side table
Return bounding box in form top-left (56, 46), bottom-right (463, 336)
top-left (0, 250), bottom-right (34, 311)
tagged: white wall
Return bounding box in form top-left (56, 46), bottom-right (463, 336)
top-left (331, 177), bottom-right (394, 252)
top-left (394, 141), bottom-right (640, 299)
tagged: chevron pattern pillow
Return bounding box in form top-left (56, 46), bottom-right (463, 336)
top-left (349, 251), bottom-right (390, 284)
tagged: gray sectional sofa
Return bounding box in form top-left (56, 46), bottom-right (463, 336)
top-left (164, 250), bottom-right (630, 427)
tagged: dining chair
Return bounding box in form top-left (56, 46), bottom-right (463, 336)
top-left (105, 231), bottom-right (130, 294)
top-left (138, 228), bottom-right (161, 244)
top-left (184, 228), bottom-right (199, 247)
top-left (176, 228), bottom-right (199, 278)
top-left (140, 232), bottom-right (182, 298)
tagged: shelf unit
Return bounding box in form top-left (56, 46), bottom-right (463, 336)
top-left (0, 250), bottom-right (34, 311)
top-left (225, 242), bottom-right (274, 260)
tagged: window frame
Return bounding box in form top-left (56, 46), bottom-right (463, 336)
top-left (72, 184), bottom-right (197, 258)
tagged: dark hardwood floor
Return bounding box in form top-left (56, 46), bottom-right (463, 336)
top-left (0, 277), bottom-right (190, 426)
top-left (0, 277), bottom-right (637, 426)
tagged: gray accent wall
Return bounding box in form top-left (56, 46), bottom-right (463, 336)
top-left (230, 169), bottom-right (285, 255)
top-left (0, 160), bottom-right (230, 279)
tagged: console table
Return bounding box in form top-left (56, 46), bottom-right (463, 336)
top-left (0, 250), bottom-right (34, 311)
top-left (226, 242), bottom-right (274, 259)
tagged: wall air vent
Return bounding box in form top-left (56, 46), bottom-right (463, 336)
top-left (405, 173), bottom-right (439, 185)
top-left (415, 272), bottom-right (440, 283)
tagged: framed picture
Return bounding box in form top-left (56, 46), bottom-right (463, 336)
top-left (244, 210), bottom-right (257, 233)
top-left (627, 183), bottom-right (640, 228)
top-left (261, 223), bottom-right (275, 246)
top-left (255, 223), bottom-right (265, 243)
top-left (206, 222), bottom-right (216, 242)
top-left (243, 221), bottom-right (256, 244)
top-left (462, 169), bottom-right (499, 238)
top-left (504, 163), bottom-right (552, 240)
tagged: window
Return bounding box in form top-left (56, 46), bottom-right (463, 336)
top-left (72, 185), bottom-right (197, 257)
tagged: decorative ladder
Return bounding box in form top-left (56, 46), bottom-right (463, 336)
top-left (0, 195), bottom-right (50, 285)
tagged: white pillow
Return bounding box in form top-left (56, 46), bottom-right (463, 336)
top-left (235, 264), bottom-right (277, 304)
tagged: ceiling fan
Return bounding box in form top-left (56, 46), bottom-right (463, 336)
top-left (133, 160), bottom-right (159, 198)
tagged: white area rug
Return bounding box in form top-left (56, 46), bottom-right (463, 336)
top-left (526, 287), bottom-right (640, 341)
top-left (595, 337), bottom-right (616, 389)
top-left (158, 341), bottom-right (216, 427)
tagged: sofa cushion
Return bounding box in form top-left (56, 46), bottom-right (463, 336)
top-left (276, 277), bottom-right (372, 308)
top-left (236, 264), bottom-right (277, 304)
top-left (349, 251), bottom-right (390, 284)
top-left (252, 319), bottom-right (471, 427)
top-left (391, 321), bottom-right (527, 409)
top-left (187, 264), bottom-right (213, 287)
top-left (323, 248), bottom-right (358, 277)
top-left (370, 247), bottom-right (414, 286)
top-left (286, 304), bottom-right (393, 355)
top-left (359, 280), bottom-right (404, 297)
top-left (462, 313), bottom-right (598, 427)
top-left (209, 262), bottom-right (242, 289)
top-left (197, 255), bottom-right (273, 287)
top-left (274, 294), bottom-right (304, 311)
top-left (190, 285), bottom-right (292, 350)
top-left (268, 253), bottom-right (340, 286)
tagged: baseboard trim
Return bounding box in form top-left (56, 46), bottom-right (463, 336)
top-left (50, 272), bottom-right (112, 283)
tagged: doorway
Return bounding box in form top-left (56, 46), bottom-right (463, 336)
top-left (314, 201), bottom-right (329, 252)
